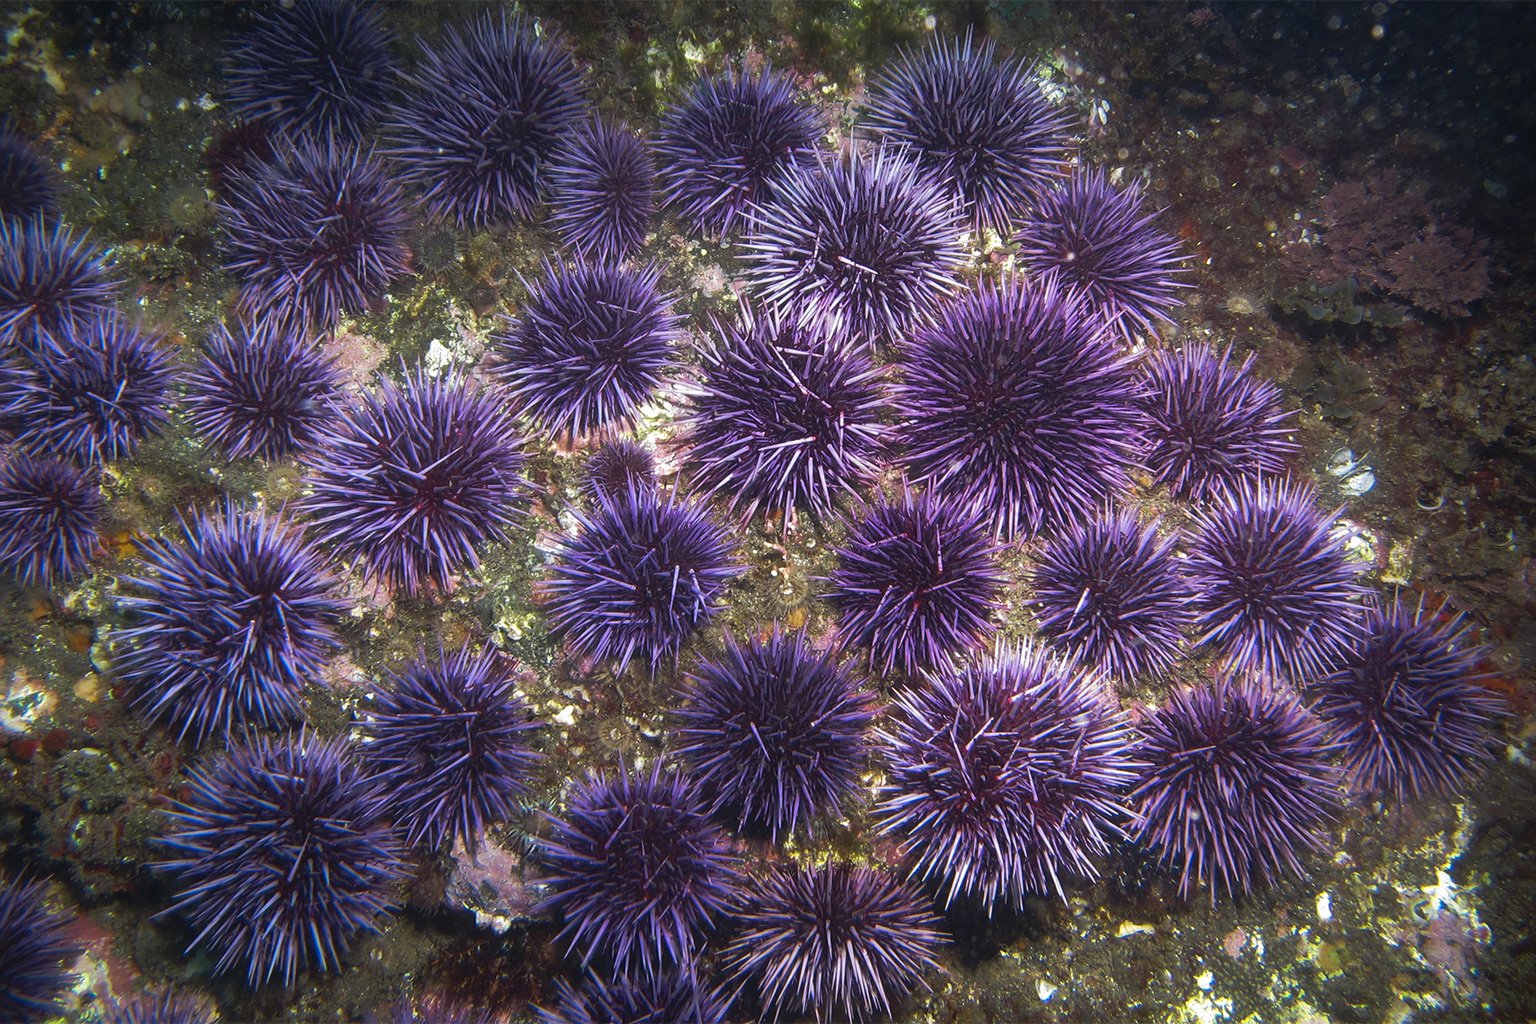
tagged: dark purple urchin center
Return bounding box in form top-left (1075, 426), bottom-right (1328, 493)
top-left (0, 454), bottom-right (104, 588)
top-left (0, 875), bottom-right (83, 1024)
top-left (0, 219), bottom-right (119, 353)
top-left (548, 117), bottom-right (656, 263)
top-left (0, 121), bottom-right (60, 224)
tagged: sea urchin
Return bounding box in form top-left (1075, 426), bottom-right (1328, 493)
top-left (0, 875), bottom-right (82, 1024)
top-left (0, 454), bottom-right (104, 588)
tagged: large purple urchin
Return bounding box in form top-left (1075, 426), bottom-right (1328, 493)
top-left (583, 440), bottom-right (656, 506)
top-left (1184, 476), bottom-right (1366, 683)
top-left (0, 875), bottom-right (82, 1024)
top-left (0, 120), bottom-right (59, 223)
top-left (876, 644), bottom-right (1138, 911)
top-left (1131, 677), bottom-right (1340, 902)
top-left (365, 644), bottom-right (542, 851)
top-left (1029, 511), bottom-right (1194, 685)
top-left (1312, 596), bottom-right (1506, 802)
top-left (548, 118), bottom-right (657, 263)
top-left (491, 262), bottom-right (681, 441)
top-left (826, 487), bottom-right (1004, 678)
top-left (0, 218), bottom-right (118, 352)
top-left (115, 502), bottom-right (346, 745)
top-left (1013, 167), bottom-right (1191, 346)
top-left (543, 484), bottom-right (741, 675)
top-left (537, 761), bottom-right (740, 974)
top-left (862, 32), bottom-right (1075, 230)
top-left (675, 628), bottom-right (877, 840)
top-left (301, 367), bottom-right (530, 595)
top-left (535, 968), bottom-right (735, 1024)
top-left (155, 731), bottom-right (407, 987)
top-left (725, 862), bottom-right (946, 1023)
top-left (680, 307), bottom-right (888, 526)
top-left (222, 0), bottom-right (400, 144)
top-left (655, 65), bottom-right (823, 237)
top-left (389, 11), bottom-right (587, 228)
top-left (182, 321), bottom-right (343, 462)
top-left (219, 139), bottom-right (413, 331)
top-left (739, 146), bottom-right (966, 348)
top-left (895, 275), bottom-right (1143, 540)
top-left (0, 454), bottom-right (104, 588)
top-left (1139, 343), bottom-right (1298, 503)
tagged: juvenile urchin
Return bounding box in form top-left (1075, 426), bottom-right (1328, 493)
top-left (0, 875), bottom-right (82, 1024)
top-left (0, 218), bottom-right (118, 351)
top-left (548, 118), bottom-right (656, 263)
top-left (0, 120), bottom-right (60, 223)
top-left (0, 454), bottom-right (104, 588)
top-left (536, 968), bottom-right (734, 1024)
top-left (583, 440), bottom-right (656, 505)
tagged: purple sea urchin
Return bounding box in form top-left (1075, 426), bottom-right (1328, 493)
top-left (548, 118), bottom-right (656, 262)
top-left (491, 262), bottom-right (680, 441)
top-left (104, 988), bottom-right (216, 1024)
top-left (680, 307), bottom-right (887, 525)
top-left (1313, 597), bottom-right (1506, 802)
top-left (536, 968), bottom-right (734, 1024)
top-left (863, 32), bottom-right (1075, 229)
top-left (877, 644), bottom-right (1137, 910)
top-left (740, 146), bottom-right (966, 347)
top-left (675, 628), bottom-right (876, 839)
top-left (1185, 476), bottom-right (1366, 683)
top-left (115, 503), bottom-right (346, 745)
top-left (895, 275), bottom-right (1143, 539)
top-left (537, 761), bottom-right (740, 974)
top-left (655, 65), bottom-right (822, 236)
top-left (182, 321), bottom-right (342, 462)
top-left (826, 488), bottom-right (1004, 677)
top-left (390, 11), bottom-right (586, 228)
top-left (725, 863), bottom-right (945, 1023)
top-left (0, 218), bottom-right (118, 352)
top-left (1014, 167), bottom-right (1191, 345)
top-left (0, 121), bottom-right (59, 223)
top-left (365, 644), bottom-right (541, 850)
top-left (0, 454), bottom-right (104, 588)
top-left (302, 367), bottom-right (530, 595)
top-left (583, 440), bottom-right (655, 505)
top-left (1131, 677), bottom-right (1339, 902)
top-left (543, 484), bottom-right (740, 674)
top-left (155, 731), bottom-right (407, 987)
top-left (0, 875), bottom-right (82, 1024)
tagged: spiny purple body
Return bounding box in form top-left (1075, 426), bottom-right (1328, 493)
top-left (492, 262), bottom-right (680, 440)
top-left (724, 862), bottom-right (945, 1023)
top-left (366, 644), bottom-right (541, 850)
top-left (0, 875), bottom-right (82, 1024)
top-left (584, 440), bottom-right (656, 505)
top-left (877, 644), bottom-right (1138, 911)
top-left (154, 732), bottom-right (407, 988)
top-left (104, 988), bottom-right (215, 1024)
top-left (302, 367), bottom-right (530, 595)
top-left (548, 118), bottom-right (656, 262)
top-left (826, 487), bottom-right (1004, 678)
top-left (675, 628), bottom-right (876, 839)
top-left (1130, 677), bottom-right (1339, 902)
top-left (535, 968), bottom-right (735, 1024)
top-left (536, 761), bottom-right (740, 975)
top-left (1185, 476), bottom-right (1366, 683)
top-left (1014, 167), bottom-right (1191, 345)
top-left (115, 502), bottom-right (346, 745)
top-left (655, 65), bottom-right (822, 236)
top-left (0, 121), bottom-right (59, 223)
top-left (389, 11), bottom-right (586, 228)
top-left (896, 276), bottom-right (1142, 539)
top-left (1313, 597), bottom-right (1505, 802)
top-left (0, 218), bottom-right (118, 352)
top-left (680, 307), bottom-right (888, 525)
top-left (0, 454), bottom-right (104, 588)
top-left (863, 32), bottom-right (1075, 229)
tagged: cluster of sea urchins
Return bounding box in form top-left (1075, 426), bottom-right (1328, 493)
top-left (0, 6), bottom-right (1512, 1023)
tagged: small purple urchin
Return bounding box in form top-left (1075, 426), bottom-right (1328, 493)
top-left (895, 275), bottom-right (1143, 539)
top-left (1013, 167), bottom-right (1191, 345)
top-left (680, 307), bottom-right (888, 526)
top-left (104, 987), bottom-right (216, 1024)
top-left (115, 502), bottom-right (346, 745)
top-left (826, 487), bottom-right (1005, 678)
top-left (1029, 511), bottom-right (1194, 685)
top-left (1185, 476), bottom-right (1366, 683)
top-left (725, 863), bottom-right (946, 1023)
top-left (223, 0), bottom-right (400, 144)
top-left (182, 321), bottom-right (343, 462)
top-left (862, 31), bottom-right (1075, 230)
top-left (739, 146), bottom-right (966, 348)
top-left (302, 367), bottom-right (531, 595)
top-left (0, 454), bottom-right (105, 588)
top-left (1313, 596), bottom-right (1507, 802)
top-left (548, 118), bottom-right (657, 262)
top-left (536, 968), bottom-right (735, 1024)
top-left (1139, 343), bottom-right (1298, 503)
top-left (365, 644), bottom-right (541, 851)
top-left (537, 761), bottom-right (740, 974)
top-left (0, 120), bottom-right (60, 223)
top-left (0, 218), bottom-right (118, 352)
top-left (219, 139), bottom-right (413, 331)
top-left (675, 628), bottom-right (877, 839)
top-left (583, 440), bottom-right (656, 505)
top-left (389, 11), bottom-right (587, 228)
top-left (0, 314), bottom-right (173, 465)
top-left (491, 262), bottom-right (681, 441)
top-left (1131, 677), bottom-right (1340, 902)
top-left (877, 644), bottom-right (1138, 911)
top-left (543, 484), bottom-right (741, 675)
top-left (155, 731), bottom-right (407, 987)
top-left (0, 875), bottom-right (82, 1024)
top-left (655, 65), bottom-right (823, 236)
